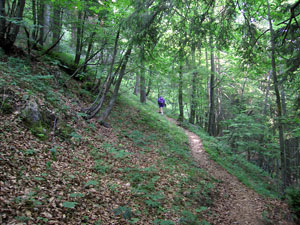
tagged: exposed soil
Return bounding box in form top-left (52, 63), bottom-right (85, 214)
top-left (167, 117), bottom-right (295, 225)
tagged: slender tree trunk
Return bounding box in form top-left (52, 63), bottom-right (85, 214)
top-left (133, 74), bottom-right (140, 95)
top-left (267, 0), bottom-right (287, 191)
top-left (38, 0), bottom-right (45, 46)
top-left (83, 32), bottom-right (96, 72)
top-left (264, 72), bottom-right (271, 115)
top-left (189, 43), bottom-right (198, 124)
top-left (52, 3), bottom-right (62, 50)
top-left (178, 51), bottom-right (184, 122)
top-left (43, 2), bottom-right (50, 44)
top-left (98, 45), bottom-right (132, 122)
top-left (0, 0), bottom-right (6, 42)
top-left (74, 10), bottom-right (83, 65)
top-left (32, 0), bottom-right (38, 41)
top-left (205, 39), bottom-right (210, 130)
top-left (280, 86), bottom-right (292, 186)
top-left (208, 35), bottom-right (216, 136)
top-left (146, 66), bottom-right (152, 97)
top-left (140, 44), bottom-right (146, 103)
top-left (86, 28), bottom-right (120, 119)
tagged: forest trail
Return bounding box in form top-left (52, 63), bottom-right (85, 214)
top-left (166, 117), bottom-right (294, 225)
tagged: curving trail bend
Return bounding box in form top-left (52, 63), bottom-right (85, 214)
top-left (167, 117), bottom-right (294, 225)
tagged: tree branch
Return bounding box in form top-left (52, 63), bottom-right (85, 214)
top-left (38, 33), bottom-right (64, 58)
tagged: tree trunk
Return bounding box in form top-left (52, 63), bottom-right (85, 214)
top-left (98, 45), bottom-right (132, 122)
top-left (83, 31), bottom-right (96, 72)
top-left (74, 10), bottom-right (83, 65)
top-left (208, 35), bottom-right (216, 136)
top-left (52, 3), bottom-right (62, 50)
top-left (140, 44), bottom-right (146, 103)
top-left (43, 2), bottom-right (51, 44)
top-left (0, 0), bottom-right (26, 53)
top-left (38, 0), bottom-right (45, 46)
top-left (267, 0), bottom-right (287, 191)
top-left (32, 0), bottom-right (38, 41)
top-left (189, 43), bottom-right (198, 124)
top-left (0, 0), bottom-right (5, 42)
top-left (205, 38), bottom-right (210, 131)
top-left (264, 72), bottom-right (271, 115)
top-left (178, 50), bottom-right (184, 122)
top-left (146, 66), bottom-right (152, 97)
top-left (86, 28), bottom-right (120, 119)
top-left (133, 74), bottom-right (140, 95)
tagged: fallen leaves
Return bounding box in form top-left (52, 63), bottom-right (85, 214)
top-left (0, 69), bottom-right (295, 225)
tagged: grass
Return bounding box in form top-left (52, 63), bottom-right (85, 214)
top-left (83, 91), bottom-right (215, 223)
top-left (180, 121), bottom-right (281, 199)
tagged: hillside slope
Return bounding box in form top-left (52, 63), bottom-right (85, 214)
top-left (0, 54), bottom-right (215, 224)
top-left (0, 53), bottom-right (295, 224)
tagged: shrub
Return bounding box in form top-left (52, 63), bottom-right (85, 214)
top-left (286, 187), bottom-right (300, 219)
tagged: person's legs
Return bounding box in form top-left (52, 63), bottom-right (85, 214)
top-left (158, 104), bottom-right (163, 114)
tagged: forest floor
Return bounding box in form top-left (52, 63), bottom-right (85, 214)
top-left (0, 53), bottom-right (297, 224)
top-left (167, 117), bottom-right (295, 225)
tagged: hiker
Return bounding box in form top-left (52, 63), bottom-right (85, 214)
top-left (157, 96), bottom-right (165, 114)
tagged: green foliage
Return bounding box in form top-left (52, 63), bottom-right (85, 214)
top-left (45, 51), bottom-right (77, 69)
top-left (15, 216), bottom-right (30, 222)
top-left (186, 123), bottom-right (280, 198)
top-left (103, 143), bottom-right (133, 159)
top-left (113, 206), bottom-right (133, 220)
top-left (58, 123), bottom-right (75, 140)
top-left (69, 192), bottom-right (85, 198)
top-left (49, 147), bottom-right (58, 161)
top-left (63, 201), bottom-right (77, 209)
top-left (24, 149), bottom-right (36, 156)
top-left (153, 219), bottom-right (175, 225)
top-left (128, 130), bottom-right (149, 146)
top-left (28, 122), bottom-right (49, 140)
top-left (145, 192), bottom-right (165, 210)
top-left (179, 210), bottom-right (200, 225)
top-left (0, 97), bottom-right (14, 114)
top-left (84, 180), bottom-right (99, 187)
top-left (93, 159), bottom-right (111, 174)
top-left (286, 187), bottom-right (300, 219)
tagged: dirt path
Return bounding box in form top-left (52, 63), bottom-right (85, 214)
top-left (167, 117), bottom-right (294, 225)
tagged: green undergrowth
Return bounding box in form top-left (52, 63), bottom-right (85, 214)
top-left (40, 47), bottom-right (78, 69)
top-left (180, 121), bottom-right (281, 199)
top-left (98, 92), bottom-right (215, 223)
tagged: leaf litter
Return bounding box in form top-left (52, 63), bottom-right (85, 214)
top-left (0, 58), bottom-right (296, 225)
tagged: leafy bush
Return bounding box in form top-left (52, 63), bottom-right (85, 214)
top-left (183, 121), bottom-right (280, 198)
top-left (179, 210), bottom-right (200, 224)
top-left (286, 187), bottom-right (300, 219)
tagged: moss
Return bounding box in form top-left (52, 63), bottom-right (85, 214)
top-left (27, 122), bottom-right (49, 140)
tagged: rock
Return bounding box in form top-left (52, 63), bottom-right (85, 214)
top-left (20, 98), bottom-right (52, 140)
top-left (21, 99), bottom-right (41, 125)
